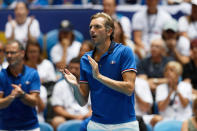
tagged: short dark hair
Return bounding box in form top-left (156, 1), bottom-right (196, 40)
top-left (7, 40), bottom-right (24, 51)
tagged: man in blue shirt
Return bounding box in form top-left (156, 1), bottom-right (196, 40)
top-left (61, 12), bottom-right (139, 131)
top-left (0, 40), bottom-right (40, 130)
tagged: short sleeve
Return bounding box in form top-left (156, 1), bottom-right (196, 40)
top-left (178, 16), bottom-right (189, 32)
top-left (120, 46), bottom-right (137, 74)
top-left (30, 70), bottom-right (41, 93)
top-left (80, 57), bottom-right (88, 83)
top-left (5, 22), bottom-right (12, 38)
top-left (156, 84), bottom-right (168, 102)
top-left (132, 11), bottom-right (144, 31)
top-left (51, 82), bottom-right (65, 106)
top-left (50, 44), bottom-right (62, 64)
top-left (30, 19), bottom-right (40, 38)
top-left (135, 77), bottom-right (153, 104)
top-left (178, 82), bottom-right (192, 100)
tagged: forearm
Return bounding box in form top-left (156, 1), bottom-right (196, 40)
top-left (177, 92), bottom-right (189, 108)
top-left (174, 49), bottom-right (189, 64)
top-left (158, 91), bottom-right (172, 111)
top-left (54, 107), bottom-right (80, 120)
top-left (20, 93), bottom-right (39, 107)
top-left (72, 84), bottom-right (88, 106)
top-left (96, 74), bottom-right (135, 96)
top-left (37, 96), bottom-right (45, 113)
top-left (0, 95), bottom-right (15, 109)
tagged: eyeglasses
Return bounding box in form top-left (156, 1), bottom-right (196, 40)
top-left (5, 51), bottom-right (18, 55)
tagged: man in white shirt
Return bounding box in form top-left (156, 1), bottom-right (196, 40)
top-left (5, 1), bottom-right (41, 48)
top-left (132, 0), bottom-right (172, 56)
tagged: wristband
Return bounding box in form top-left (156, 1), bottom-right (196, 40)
top-left (19, 92), bottom-right (26, 99)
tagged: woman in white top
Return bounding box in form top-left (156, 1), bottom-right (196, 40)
top-left (24, 39), bottom-right (57, 83)
top-left (178, 0), bottom-right (197, 40)
top-left (156, 61), bottom-right (192, 121)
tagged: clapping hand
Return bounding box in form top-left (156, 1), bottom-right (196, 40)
top-left (11, 84), bottom-right (24, 98)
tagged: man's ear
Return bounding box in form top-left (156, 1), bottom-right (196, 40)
top-left (107, 28), bottom-right (113, 37)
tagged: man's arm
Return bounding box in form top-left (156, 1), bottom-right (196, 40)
top-left (88, 56), bottom-right (136, 96)
top-left (53, 106), bottom-right (84, 120)
top-left (61, 69), bottom-right (90, 106)
top-left (0, 92), bottom-right (15, 109)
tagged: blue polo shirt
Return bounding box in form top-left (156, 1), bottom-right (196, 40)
top-left (80, 42), bottom-right (137, 124)
top-left (0, 65), bottom-right (40, 130)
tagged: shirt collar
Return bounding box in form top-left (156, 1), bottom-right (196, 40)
top-left (92, 41), bottom-right (116, 58)
top-left (7, 65), bottom-right (26, 77)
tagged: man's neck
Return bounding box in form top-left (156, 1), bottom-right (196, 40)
top-left (151, 55), bottom-right (162, 63)
top-left (147, 8), bottom-right (157, 14)
top-left (9, 63), bottom-right (24, 77)
top-left (94, 39), bottom-right (111, 61)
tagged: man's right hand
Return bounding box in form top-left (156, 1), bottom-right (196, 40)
top-left (60, 68), bottom-right (78, 87)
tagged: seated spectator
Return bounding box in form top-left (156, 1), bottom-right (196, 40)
top-left (5, 1), bottom-right (41, 48)
top-left (182, 38), bottom-right (197, 97)
top-left (103, 0), bottom-right (132, 39)
top-left (51, 57), bottom-right (91, 130)
top-left (132, 0), bottom-right (172, 56)
top-left (78, 40), bottom-right (94, 58)
top-left (156, 61), bottom-right (192, 121)
top-left (50, 20), bottom-right (81, 70)
top-left (135, 77), bottom-right (163, 127)
top-left (0, 41), bottom-right (8, 71)
top-left (162, 18), bottom-right (190, 64)
top-left (25, 39), bottom-right (57, 84)
top-left (137, 38), bottom-right (172, 99)
top-left (178, 0), bottom-right (197, 40)
top-left (181, 98), bottom-right (197, 131)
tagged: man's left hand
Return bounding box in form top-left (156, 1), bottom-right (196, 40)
top-left (88, 56), bottom-right (100, 79)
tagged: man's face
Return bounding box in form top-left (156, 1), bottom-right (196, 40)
top-left (89, 17), bottom-right (108, 46)
top-left (103, 0), bottom-right (116, 16)
top-left (68, 62), bottom-right (80, 79)
top-left (14, 2), bottom-right (28, 24)
top-left (150, 40), bottom-right (163, 57)
top-left (5, 42), bottom-right (24, 67)
top-left (146, 0), bottom-right (158, 9)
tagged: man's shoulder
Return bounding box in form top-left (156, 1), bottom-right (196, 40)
top-left (24, 65), bottom-right (38, 75)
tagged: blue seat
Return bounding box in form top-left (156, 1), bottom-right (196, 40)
top-left (154, 120), bottom-right (183, 131)
top-left (57, 120), bottom-right (82, 131)
top-left (39, 122), bottom-right (54, 131)
top-left (37, 32), bottom-right (44, 50)
top-left (45, 29), bottom-right (58, 60)
top-left (146, 123), bottom-right (152, 131)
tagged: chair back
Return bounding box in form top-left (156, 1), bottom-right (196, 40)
top-left (39, 122), bottom-right (54, 131)
top-left (57, 120), bottom-right (82, 131)
top-left (154, 120), bottom-right (183, 131)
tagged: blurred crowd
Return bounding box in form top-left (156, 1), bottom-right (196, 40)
top-left (0, 0), bottom-right (197, 130)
